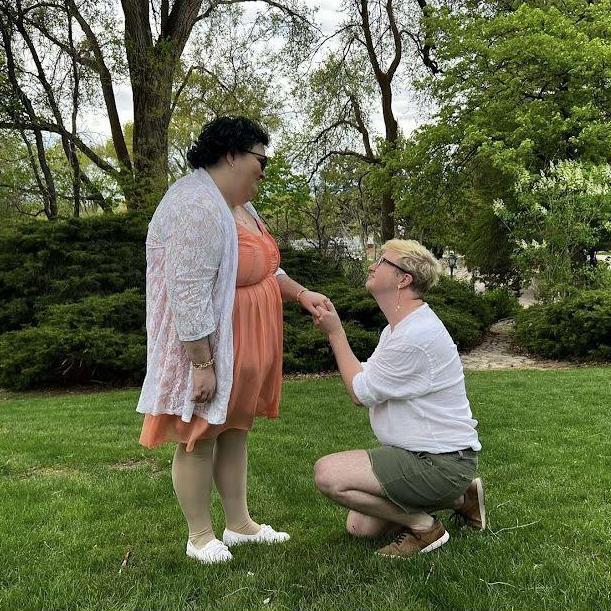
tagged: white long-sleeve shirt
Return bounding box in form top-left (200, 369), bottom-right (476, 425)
top-left (352, 303), bottom-right (481, 453)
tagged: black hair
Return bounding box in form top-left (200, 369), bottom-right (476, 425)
top-left (186, 115), bottom-right (270, 169)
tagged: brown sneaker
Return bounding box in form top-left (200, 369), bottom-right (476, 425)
top-left (454, 477), bottom-right (486, 530)
top-left (376, 519), bottom-right (449, 559)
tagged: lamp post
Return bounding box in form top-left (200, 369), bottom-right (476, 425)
top-left (448, 252), bottom-right (458, 279)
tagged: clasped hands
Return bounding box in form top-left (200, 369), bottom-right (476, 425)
top-left (298, 291), bottom-right (343, 337)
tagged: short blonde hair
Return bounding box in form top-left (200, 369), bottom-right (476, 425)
top-left (382, 239), bottom-right (442, 295)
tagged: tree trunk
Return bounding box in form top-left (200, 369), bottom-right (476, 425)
top-left (121, 0), bottom-right (203, 209)
top-left (131, 57), bottom-right (175, 208)
top-left (379, 77), bottom-right (398, 240)
top-left (380, 189), bottom-right (395, 241)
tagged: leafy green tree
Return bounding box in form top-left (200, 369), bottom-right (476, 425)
top-left (494, 161), bottom-right (611, 301)
top-left (0, 0), bottom-right (313, 211)
top-left (168, 21), bottom-right (284, 182)
top-left (0, 131), bottom-right (42, 219)
top-left (296, 0), bottom-right (439, 240)
top-left (316, 156), bottom-right (380, 254)
top-left (253, 154), bottom-right (310, 247)
top-left (395, 0), bottom-right (611, 284)
top-left (0, 130), bottom-right (112, 219)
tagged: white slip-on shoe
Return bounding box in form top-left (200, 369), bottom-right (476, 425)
top-left (186, 538), bottom-right (233, 564)
top-left (222, 524), bottom-right (290, 547)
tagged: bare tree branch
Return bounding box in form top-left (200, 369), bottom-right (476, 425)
top-left (12, 0), bottom-right (91, 215)
top-left (311, 22), bottom-right (357, 58)
top-left (198, 0), bottom-right (315, 29)
top-left (385, 0), bottom-right (402, 79)
top-left (359, 0), bottom-right (383, 78)
top-left (308, 149), bottom-right (380, 180)
top-left (19, 130), bottom-right (49, 215)
top-left (66, 0), bottom-right (82, 216)
top-left (306, 119), bottom-right (360, 147)
top-left (170, 65), bottom-right (194, 116)
top-left (401, 0), bottom-right (440, 75)
top-left (67, 0), bottom-right (133, 172)
top-left (0, 181), bottom-right (105, 203)
top-left (0, 120), bottom-right (122, 180)
top-left (348, 93), bottom-right (376, 159)
top-left (1, 13), bottom-right (58, 218)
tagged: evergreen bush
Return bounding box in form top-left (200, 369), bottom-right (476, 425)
top-left (0, 216), bottom-right (504, 389)
top-left (514, 290), bottom-right (611, 360)
top-left (481, 287), bottom-right (521, 321)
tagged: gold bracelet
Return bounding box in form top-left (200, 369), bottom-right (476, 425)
top-left (296, 288), bottom-right (309, 303)
top-left (192, 357), bottom-right (215, 370)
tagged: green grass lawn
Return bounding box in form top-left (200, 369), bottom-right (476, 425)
top-left (1, 368), bottom-right (610, 610)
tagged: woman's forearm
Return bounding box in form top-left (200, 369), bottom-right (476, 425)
top-left (276, 273), bottom-right (306, 302)
top-left (328, 329), bottom-right (363, 405)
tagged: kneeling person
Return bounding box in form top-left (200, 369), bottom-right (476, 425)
top-left (313, 239), bottom-right (485, 559)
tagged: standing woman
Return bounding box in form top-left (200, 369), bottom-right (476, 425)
top-left (137, 116), bottom-right (328, 564)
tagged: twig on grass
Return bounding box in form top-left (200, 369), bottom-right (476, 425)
top-left (425, 564), bottom-right (434, 583)
top-left (220, 587), bottom-right (250, 599)
top-left (490, 520), bottom-right (541, 538)
top-left (480, 579), bottom-right (517, 589)
top-left (118, 549), bottom-right (131, 574)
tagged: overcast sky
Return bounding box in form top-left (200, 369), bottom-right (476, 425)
top-left (80, 1), bottom-right (428, 143)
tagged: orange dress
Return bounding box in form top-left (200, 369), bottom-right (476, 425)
top-left (139, 219), bottom-right (283, 450)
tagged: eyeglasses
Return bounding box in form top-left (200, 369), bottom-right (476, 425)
top-left (244, 150), bottom-right (268, 171)
top-left (374, 256), bottom-right (409, 275)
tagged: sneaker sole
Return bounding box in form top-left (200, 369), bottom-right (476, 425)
top-left (420, 530), bottom-right (450, 553)
top-left (186, 550), bottom-right (232, 565)
top-left (223, 539), bottom-right (287, 547)
top-left (223, 531), bottom-right (291, 547)
top-left (377, 531), bottom-right (450, 559)
top-left (474, 477), bottom-right (487, 531)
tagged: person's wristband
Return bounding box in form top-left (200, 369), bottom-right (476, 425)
top-left (192, 357), bottom-right (214, 370)
top-left (296, 288), bottom-right (309, 303)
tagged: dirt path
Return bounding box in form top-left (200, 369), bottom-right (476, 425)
top-left (460, 319), bottom-right (573, 371)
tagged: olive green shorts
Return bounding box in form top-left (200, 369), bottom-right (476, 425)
top-left (367, 446), bottom-right (478, 514)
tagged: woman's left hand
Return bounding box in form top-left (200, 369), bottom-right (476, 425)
top-left (314, 301), bottom-right (343, 336)
top-left (298, 290), bottom-right (331, 318)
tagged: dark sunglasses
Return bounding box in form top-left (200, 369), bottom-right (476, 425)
top-left (245, 150), bottom-right (268, 171)
top-left (375, 256), bottom-right (410, 275)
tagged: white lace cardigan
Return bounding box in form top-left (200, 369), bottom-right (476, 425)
top-left (136, 168), bottom-right (285, 425)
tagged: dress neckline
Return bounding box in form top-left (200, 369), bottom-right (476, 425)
top-left (236, 216), bottom-right (265, 238)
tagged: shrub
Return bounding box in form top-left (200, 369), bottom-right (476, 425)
top-left (430, 306), bottom-right (485, 352)
top-left (282, 257), bottom-right (496, 363)
top-left (39, 289), bottom-right (145, 333)
top-left (493, 161), bottom-right (611, 302)
top-left (278, 248), bottom-right (345, 287)
top-left (514, 290), bottom-right (611, 360)
top-left (482, 287), bottom-right (521, 321)
top-left (0, 289), bottom-right (146, 389)
top-left (0, 216), bottom-right (499, 389)
top-left (319, 281), bottom-right (386, 328)
top-left (0, 326), bottom-right (146, 390)
top-left (427, 276), bottom-right (496, 329)
top-left (283, 321), bottom-right (379, 374)
top-left (323, 279), bottom-right (489, 352)
top-left (0, 212), bottom-right (148, 332)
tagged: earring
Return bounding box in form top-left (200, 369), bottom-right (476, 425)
top-left (396, 285), bottom-right (401, 311)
